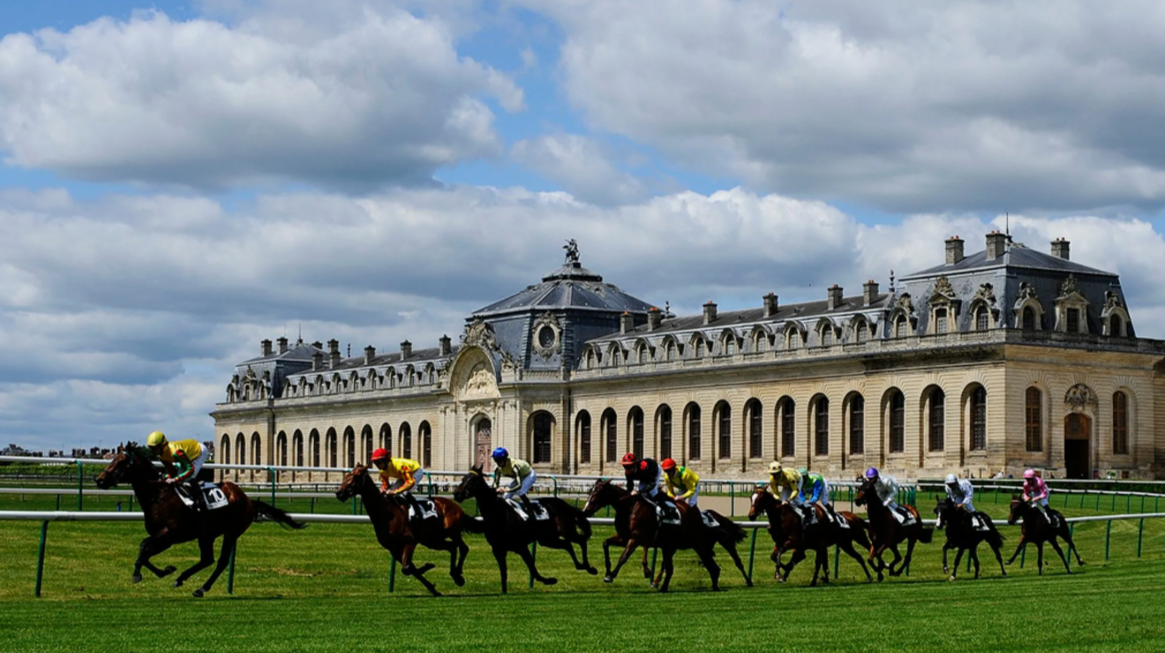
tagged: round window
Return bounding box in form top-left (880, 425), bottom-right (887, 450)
top-left (537, 325), bottom-right (556, 349)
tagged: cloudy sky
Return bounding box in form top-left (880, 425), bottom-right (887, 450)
top-left (4, 0), bottom-right (1165, 452)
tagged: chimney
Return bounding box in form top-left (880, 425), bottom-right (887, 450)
top-left (327, 339), bottom-right (341, 368)
top-left (363, 345), bottom-right (376, 365)
top-left (647, 307), bottom-right (663, 331)
top-left (863, 280), bottom-right (879, 306)
top-left (261, 339), bottom-right (273, 357)
top-left (703, 301), bottom-right (718, 325)
top-left (763, 293), bottom-right (779, 318)
top-left (277, 336), bottom-right (289, 354)
top-left (945, 236), bottom-right (965, 265)
top-left (827, 285), bottom-right (843, 310)
top-left (439, 334), bottom-right (452, 357)
top-left (400, 340), bottom-right (413, 359)
top-left (620, 311), bottom-right (635, 334)
top-left (985, 231), bottom-right (1008, 260)
top-left (311, 341), bottom-right (323, 350)
top-left (311, 351), bottom-right (323, 371)
top-left (1051, 238), bottom-right (1070, 260)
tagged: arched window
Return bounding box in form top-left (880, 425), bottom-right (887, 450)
top-left (1022, 307), bottom-right (1036, 331)
top-left (715, 402), bottom-right (732, 460)
top-left (1113, 391), bottom-right (1129, 455)
top-left (309, 429), bottom-right (320, 466)
top-left (326, 428), bottom-right (338, 467)
top-left (821, 327), bottom-right (833, 346)
top-left (746, 399), bottom-right (763, 459)
top-left (780, 398), bottom-right (796, 458)
top-left (344, 426), bottom-right (356, 468)
top-left (856, 321), bottom-right (870, 344)
top-left (236, 433), bottom-right (246, 465)
top-left (1025, 387), bottom-right (1042, 452)
top-left (666, 341), bottom-right (677, 361)
top-left (531, 413), bottom-right (552, 464)
top-left (975, 306), bottom-right (989, 331)
top-left (1111, 314), bottom-right (1124, 337)
top-left (251, 431), bottom-right (261, 464)
top-left (849, 395), bottom-right (864, 455)
top-left (788, 329), bottom-right (802, 348)
top-left (928, 389), bottom-right (945, 452)
top-left (420, 421), bottom-right (433, 467)
top-left (577, 411), bottom-right (592, 465)
top-left (400, 423), bottom-right (412, 460)
top-left (629, 407), bottom-right (645, 459)
top-left (276, 431), bottom-right (287, 467)
top-left (361, 425), bottom-right (374, 464)
top-left (971, 387), bottom-right (987, 451)
top-left (814, 397), bottom-right (829, 456)
top-left (658, 405), bottom-right (673, 460)
top-left (602, 408), bottom-right (617, 463)
top-left (695, 338), bottom-right (706, 358)
top-left (220, 434), bottom-right (231, 465)
top-left (895, 315), bottom-right (908, 338)
top-left (379, 423), bottom-right (392, 455)
top-left (889, 390), bottom-right (905, 453)
top-left (687, 403), bottom-right (702, 460)
top-left (292, 430), bottom-right (303, 466)
top-left (934, 308), bottom-right (948, 334)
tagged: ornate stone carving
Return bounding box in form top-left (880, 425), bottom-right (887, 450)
top-left (462, 318), bottom-right (500, 352)
top-left (933, 275), bottom-right (954, 297)
top-left (1065, 383), bottom-right (1097, 410)
top-left (563, 238), bottom-right (580, 265)
top-left (531, 312), bottom-right (562, 359)
top-left (895, 293), bottom-right (914, 314)
top-left (973, 283), bottom-right (996, 305)
top-left (463, 363), bottom-right (499, 399)
top-left (1104, 290), bottom-right (1124, 311)
top-left (1018, 282), bottom-right (1039, 302)
top-left (1058, 274), bottom-right (1080, 298)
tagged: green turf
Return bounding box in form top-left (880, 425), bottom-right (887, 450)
top-left (2, 493), bottom-right (1165, 653)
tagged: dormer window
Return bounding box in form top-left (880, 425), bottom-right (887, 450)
top-left (975, 306), bottom-right (989, 331)
top-left (894, 315), bottom-right (908, 338)
top-left (1022, 307), bottom-right (1036, 331)
top-left (935, 308), bottom-right (948, 334)
top-left (1066, 308), bottom-right (1080, 334)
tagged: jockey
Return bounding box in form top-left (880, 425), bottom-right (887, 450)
top-left (492, 448), bottom-right (537, 516)
top-left (1022, 469), bottom-right (1056, 527)
top-left (767, 461), bottom-right (802, 505)
top-left (865, 467), bottom-right (908, 524)
top-left (798, 467), bottom-right (830, 527)
top-left (370, 448), bottom-right (425, 518)
top-left (661, 458), bottom-right (699, 508)
top-left (147, 431), bottom-right (208, 511)
top-left (622, 453), bottom-right (663, 502)
top-left (944, 473), bottom-right (982, 529)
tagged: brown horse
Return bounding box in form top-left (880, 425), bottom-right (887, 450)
top-left (1006, 496), bottom-right (1085, 574)
top-left (854, 477), bottom-right (933, 581)
top-left (335, 463), bottom-right (472, 596)
top-left (748, 486), bottom-right (873, 585)
top-left (95, 442), bottom-right (305, 597)
top-left (453, 465), bottom-right (596, 593)
top-left (933, 496), bottom-right (1006, 580)
top-left (582, 479), bottom-right (747, 591)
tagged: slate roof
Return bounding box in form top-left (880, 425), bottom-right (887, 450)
top-left (239, 342), bottom-right (322, 365)
top-left (283, 345), bottom-right (461, 377)
top-left (472, 261), bottom-right (656, 317)
top-left (903, 244), bottom-right (1113, 279)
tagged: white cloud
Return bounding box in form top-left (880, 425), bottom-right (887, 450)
top-left (511, 134), bottom-right (649, 205)
top-left (521, 0), bottom-right (1165, 213)
top-left (0, 3), bottom-right (523, 190)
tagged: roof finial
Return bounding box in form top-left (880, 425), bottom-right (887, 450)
top-left (563, 238), bottom-right (580, 266)
top-left (1005, 212), bottom-right (1011, 240)
top-left (665, 300), bottom-right (671, 317)
top-left (889, 269), bottom-right (895, 292)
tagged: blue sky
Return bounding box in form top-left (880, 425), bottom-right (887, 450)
top-left (5, 0), bottom-right (1165, 451)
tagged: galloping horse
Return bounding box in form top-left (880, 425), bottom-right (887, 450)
top-left (854, 477), bottom-right (933, 580)
top-left (748, 486), bottom-right (873, 585)
top-left (933, 497), bottom-right (1006, 580)
top-left (582, 479), bottom-right (747, 591)
top-left (453, 464), bottom-right (596, 593)
top-left (95, 442), bottom-right (306, 597)
top-left (1006, 496), bottom-right (1085, 575)
top-left (335, 463), bottom-right (472, 596)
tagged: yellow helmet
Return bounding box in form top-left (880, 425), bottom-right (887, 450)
top-left (768, 461), bottom-right (782, 475)
top-left (147, 431), bottom-right (167, 447)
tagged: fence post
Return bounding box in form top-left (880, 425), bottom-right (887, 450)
top-left (35, 520), bottom-right (49, 598)
top-left (1105, 520), bottom-right (1112, 561)
top-left (551, 476), bottom-right (559, 498)
top-left (268, 467), bottom-right (276, 507)
top-left (227, 545), bottom-right (237, 595)
top-left (528, 542), bottom-right (537, 589)
top-left (730, 483), bottom-right (736, 518)
top-left (1020, 545), bottom-right (1025, 568)
top-left (1079, 491), bottom-right (1085, 509)
top-left (389, 557), bottom-right (397, 593)
top-left (55, 494), bottom-right (61, 511)
top-left (76, 461), bottom-right (84, 511)
top-left (351, 497), bottom-right (358, 515)
top-left (747, 528), bottom-right (757, 584)
top-left (1137, 518), bottom-right (1145, 558)
top-left (1067, 523), bottom-right (1075, 568)
top-left (834, 544), bottom-right (840, 579)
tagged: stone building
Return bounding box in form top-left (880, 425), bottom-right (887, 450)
top-left (212, 234), bottom-right (1165, 481)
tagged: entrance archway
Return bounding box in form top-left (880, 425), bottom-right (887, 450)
top-left (474, 417), bottom-right (493, 472)
top-left (1064, 413), bottom-right (1091, 479)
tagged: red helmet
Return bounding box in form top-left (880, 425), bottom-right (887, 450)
top-left (371, 448), bottom-right (389, 462)
top-left (661, 458), bottom-right (677, 471)
top-left (621, 452), bottom-right (638, 467)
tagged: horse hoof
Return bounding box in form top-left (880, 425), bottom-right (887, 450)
top-left (192, 588), bottom-right (205, 598)
top-left (173, 579), bottom-right (184, 589)
top-left (542, 577), bottom-right (558, 586)
top-left (948, 576), bottom-right (957, 582)
top-left (161, 566), bottom-right (177, 577)
top-left (603, 575), bottom-right (615, 583)
top-left (452, 574), bottom-right (466, 587)
top-left (745, 580), bottom-right (754, 588)
top-left (942, 566), bottom-right (949, 574)
top-left (711, 586), bottom-right (723, 592)
top-left (132, 574), bottom-right (143, 584)
top-left (586, 567), bottom-right (599, 576)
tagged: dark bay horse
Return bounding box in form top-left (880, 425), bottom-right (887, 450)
top-left (933, 497), bottom-right (1006, 580)
top-left (854, 477), bottom-right (933, 581)
top-left (582, 479), bottom-right (748, 591)
top-left (748, 486), bottom-right (873, 585)
top-left (1006, 496), bottom-right (1085, 575)
top-left (95, 442), bottom-right (305, 597)
top-left (453, 464), bottom-right (596, 593)
top-left (335, 463), bottom-right (471, 596)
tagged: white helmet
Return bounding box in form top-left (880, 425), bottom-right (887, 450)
top-left (945, 473), bottom-right (958, 484)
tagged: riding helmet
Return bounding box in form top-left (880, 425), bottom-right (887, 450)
top-left (371, 448), bottom-right (389, 462)
top-left (768, 461), bottom-right (782, 475)
top-left (864, 467), bottom-right (879, 479)
top-left (797, 467), bottom-right (809, 477)
top-left (491, 447), bottom-right (509, 461)
top-left (1023, 469), bottom-right (1036, 479)
top-left (147, 431), bottom-right (167, 447)
top-left (945, 473), bottom-right (958, 484)
top-left (661, 458), bottom-right (677, 471)
top-left (621, 452), bottom-right (638, 467)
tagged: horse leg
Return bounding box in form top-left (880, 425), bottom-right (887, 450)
top-left (657, 548), bottom-right (676, 593)
top-left (133, 535), bottom-right (177, 582)
top-left (1037, 541), bottom-right (1045, 576)
top-left (949, 547), bottom-right (964, 581)
top-left (840, 539), bottom-right (874, 582)
top-left (900, 536), bottom-right (919, 577)
top-left (1062, 527), bottom-right (1086, 566)
top-left (886, 544), bottom-right (905, 577)
top-left (1048, 538), bottom-right (1072, 574)
top-left (991, 538), bottom-right (1007, 577)
top-left (721, 538), bottom-right (752, 587)
top-left (493, 547), bottom-right (509, 594)
top-left (1006, 534), bottom-right (1027, 565)
top-left (942, 543), bottom-right (951, 574)
top-left (605, 538), bottom-right (640, 583)
top-left (808, 549), bottom-right (822, 587)
top-left (173, 536), bottom-right (215, 588)
top-left (641, 547), bottom-right (653, 580)
top-left (448, 533), bottom-right (469, 586)
top-left (699, 545), bottom-right (722, 591)
top-left (576, 536), bottom-right (598, 575)
top-left (971, 545), bottom-right (981, 579)
top-left (602, 535), bottom-right (621, 578)
top-left (401, 542), bottom-right (440, 596)
top-left (193, 533), bottom-right (237, 598)
top-left (782, 548), bottom-right (806, 583)
top-left (514, 542), bottom-right (556, 587)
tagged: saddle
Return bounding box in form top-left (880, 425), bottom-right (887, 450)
top-left (893, 505), bottom-right (916, 527)
top-left (407, 498), bottom-right (440, 523)
top-left (828, 510), bottom-right (850, 529)
top-left (175, 482), bottom-right (228, 512)
top-left (698, 510), bottom-right (719, 529)
top-left (505, 498), bottom-right (550, 522)
top-left (644, 496), bottom-right (682, 526)
top-left (971, 514), bottom-right (990, 532)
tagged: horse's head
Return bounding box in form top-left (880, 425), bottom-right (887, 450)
top-left (453, 464), bottom-right (486, 503)
top-left (583, 478), bottom-right (618, 516)
top-left (1007, 493), bottom-right (1024, 525)
top-left (854, 477), bottom-right (875, 507)
top-left (336, 463), bottom-right (370, 502)
top-left (933, 495), bottom-right (955, 529)
top-left (748, 484), bottom-right (774, 520)
top-left (95, 443), bottom-right (150, 489)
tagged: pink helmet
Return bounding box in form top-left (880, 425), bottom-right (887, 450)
top-left (1023, 469), bottom-right (1036, 480)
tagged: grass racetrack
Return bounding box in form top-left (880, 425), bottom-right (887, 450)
top-left (2, 491), bottom-right (1164, 652)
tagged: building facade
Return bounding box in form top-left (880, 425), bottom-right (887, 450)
top-left (212, 234), bottom-right (1165, 481)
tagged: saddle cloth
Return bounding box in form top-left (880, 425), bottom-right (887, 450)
top-left (505, 498), bottom-right (550, 522)
top-left (176, 482), bottom-right (229, 511)
top-left (972, 514), bottom-right (990, 532)
top-left (830, 511), bottom-right (850, 529)
top-left (699, 510), bottom-right (719, 529)
top-left (407, 498), bottom-right (441, 522)
top-left (655, 500), bottom-right (682, 526)
top-left (895, 506), bottom-right (916, 527)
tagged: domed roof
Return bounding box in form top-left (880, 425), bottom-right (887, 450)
top-left (471, 259), bottom-right (655, 317)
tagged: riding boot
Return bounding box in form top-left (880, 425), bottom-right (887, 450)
top-left (403, 493), bottom-right (422, 523)
top-left (185, 481), bottom-right (205, 513)
top-left (520, 495), bottom-right (535, 519)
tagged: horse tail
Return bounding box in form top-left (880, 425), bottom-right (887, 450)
top-left (850, 518), bottom-right (872, 549)
top-left (716, 513), bottom-right (747, 545)
top-left (253, 501), bottom-right (308, 530)
top-left (917, 526), bottom-right (934, 544)
top-left (574, 509), bottom-right (593, 539)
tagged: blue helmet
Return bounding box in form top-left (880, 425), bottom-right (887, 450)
top-left (491, 447), bottom-right (509, 461)
top-left (865, 467), bottom-right (879, 479)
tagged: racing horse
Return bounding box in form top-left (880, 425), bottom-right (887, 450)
top-left (854, 476), bottom-right (933, 580)
top-left (748, 486), bottom-right (873, 585)
top-left (933, 496), bottom-right (1006, 580)
top-left (1006, 495), bottom-right (1085, 574)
